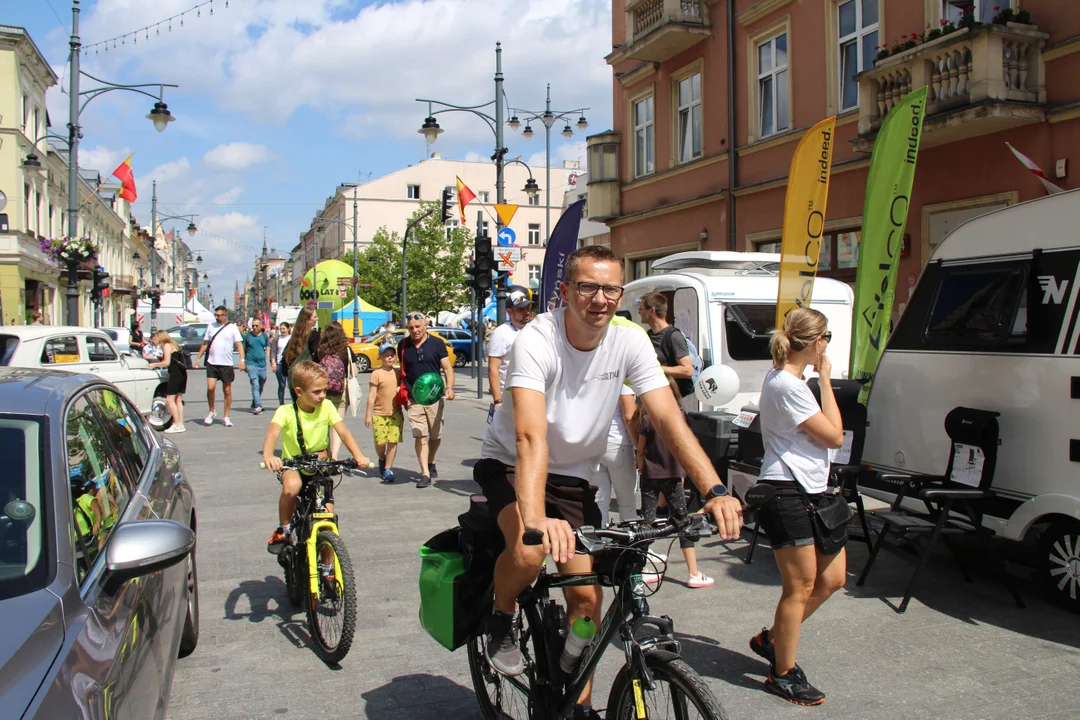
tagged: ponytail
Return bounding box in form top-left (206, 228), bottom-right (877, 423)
top-left (769, 331), bottom-right (792, 369)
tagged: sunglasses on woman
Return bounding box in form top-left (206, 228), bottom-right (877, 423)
top-left (821, 331), bottom-right (833, 343)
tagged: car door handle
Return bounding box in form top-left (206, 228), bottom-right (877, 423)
top-left (88, 366), bottom-right (100, 372)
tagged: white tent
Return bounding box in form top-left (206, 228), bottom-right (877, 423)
top-left (135, 291), bottom-right (213, 331)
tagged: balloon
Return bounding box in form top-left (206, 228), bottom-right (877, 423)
top-left (412, 373), bottom-right (446, 406)
top-left (694, 365), bottom-right (740, 406)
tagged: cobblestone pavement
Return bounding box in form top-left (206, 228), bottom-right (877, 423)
top-left (164, 367), bottom-right (1080, 720)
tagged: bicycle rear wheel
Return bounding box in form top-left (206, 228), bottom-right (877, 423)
top-left (306, 530), bottom-right (357, 664)
top-left (607, 655), bottom-right (729, 720)
top-left (467, 629), bottom-right (532, 720)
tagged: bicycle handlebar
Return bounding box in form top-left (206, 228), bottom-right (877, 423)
top-left (259, 454), bottom-right (375, 472)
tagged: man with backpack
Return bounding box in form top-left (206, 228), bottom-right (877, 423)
top-left (638, 293), bottom-right (696, 396)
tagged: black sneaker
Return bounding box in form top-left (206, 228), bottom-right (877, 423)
top-left (764, 664), bottom-right (826, 706)
top-left (749, 627), bottom-right (775, 664)
top-left (416, 475), bottom-right (431, 489)
top-left (428, 463), bottom-right (438, 478)
top-left (484, 610), bottom-right (524, 676)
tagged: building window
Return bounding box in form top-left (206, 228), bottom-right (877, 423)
top-left (22, 94), bottom-right (29, 134)
top-left (676, 72), bottom-right (702, 164)
top-left (24, 183), bottom-right (31, 232)
top-left (633, 95), bottom-right (655, 178)
top-left (481, 219), bottom-right (490, 236)
top-left (528, 264), bottom-right (541, 286)
top-left (835, 230), bottom-right (860, 269)
top-left (478, 191), bottom-right (490, 203)
top-left (838, 1), bottom-right (879, 111)
top-left (528, 223), bottom-right (541, 246)
top-left (406, 184), bottom-right (421, 199)
top-left (944, 0), bottom-right (1000, 24)
top-left (528, 194), bottom-right (540, 206)
top-left (755, 240), bottom-right (782, 254)
top-left (633, 258), bottom-right (658, 280)
top-left (758, 33), bottom-right (789, 138)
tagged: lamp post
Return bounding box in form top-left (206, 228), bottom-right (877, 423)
top-left (65, 0), bottom-right (177, 326)
top-left (149, 181), bottom-right (196, 332)
top-left (509, 85), bottom-right (588, 247)
top-left (416, 41), bottom-right (513, 323)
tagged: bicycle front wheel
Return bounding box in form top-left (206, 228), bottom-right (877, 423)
top-left (467, 629), bottom-right (532, 720)
top-left (607, 655), bottom-right (729, 720)
top-left (306, 530), bottom-right (357, 664)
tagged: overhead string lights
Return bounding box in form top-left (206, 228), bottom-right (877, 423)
top-left (86, 0), bottom-right (235, 55)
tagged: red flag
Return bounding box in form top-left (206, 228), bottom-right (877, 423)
top-left (456, 176), bottom-right (476, 224)
top-left (1005, 142), bottom-right (1064, 195)
top-left (111, 153), bottom-right (137, 202)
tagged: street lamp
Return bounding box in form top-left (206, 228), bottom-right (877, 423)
top-left (509, 84), bottom-right (589, 254)
top-left (64, 0), bottom-right (178, 326)
top-left (416, 41), bottom-right (513, 323)
top-left (148, 183), bottom-right (197, 331)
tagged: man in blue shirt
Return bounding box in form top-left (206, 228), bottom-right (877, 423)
top-left (243, 318), bottom-right (274, 414)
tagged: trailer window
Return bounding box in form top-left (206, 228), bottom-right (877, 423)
top-left (925, 265), bottom-right (1026, 344)
top-left (725, 304), bottom-right (774, 360)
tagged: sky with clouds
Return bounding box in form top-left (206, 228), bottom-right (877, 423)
top-left (11, 0), bottom-right (613, 306)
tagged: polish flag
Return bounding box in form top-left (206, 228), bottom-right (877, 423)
top-left (1006, 143), bottom-right (1065, 195)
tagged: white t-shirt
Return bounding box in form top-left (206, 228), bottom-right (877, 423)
top-left (487, 321), bottom-right (522, 391)
top-left (758, 367), bottom-right (830, 492)
top-left (202, 322), bottom-right (243, 367)
top-left (481, 308), bottom-right (668, 481)
top-left (607, 384), bottom-right (635, 446)
top-left (275, 336), bottom-right (290, 363)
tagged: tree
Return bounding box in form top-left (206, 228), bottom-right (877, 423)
top-left (341, 201), bottom-right (471, 319)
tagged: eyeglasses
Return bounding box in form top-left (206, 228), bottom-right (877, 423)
top-left (821, 331), bottom-right (833, 343)
top-left (568, 281), bottom-right (625, 301)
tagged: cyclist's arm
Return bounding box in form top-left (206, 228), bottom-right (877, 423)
top-left (511, 386), bottom-right (575, 563)
top-left (262, 422), bottom-right (283, 471)
top-left (638, 386), bottom-right (743, 540)
top-left (332, 420), bottom-right (370, 466)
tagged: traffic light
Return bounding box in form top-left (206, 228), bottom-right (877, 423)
top-left (440, 187), bottom-right (453, 224)
top-left (91, 266), bottom-right (110, 303)
top-left (474, 233), bottom-right (494, 275)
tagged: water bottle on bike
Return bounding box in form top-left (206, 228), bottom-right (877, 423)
top-left (559, 616), bottom-right (596, 673)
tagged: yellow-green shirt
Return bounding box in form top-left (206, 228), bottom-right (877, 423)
top-left (271, 400), bottom-right (342, 459)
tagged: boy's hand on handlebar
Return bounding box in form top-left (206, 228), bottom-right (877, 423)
top-left (523, 517), bottom-right (575, 564)
top-left (703, 495), bottom-right (743, 540)
top-left (263, 455), bottom-right (283, 472)
top-left (352, 454), bottom-right (372, 468)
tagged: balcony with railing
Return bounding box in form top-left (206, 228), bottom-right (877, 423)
top-left (112, 275), bottom-right (135, 293)
top-left (853, 23), bottom-right (1049, 151)
top-left (610, 0), bottom-right (710, 65)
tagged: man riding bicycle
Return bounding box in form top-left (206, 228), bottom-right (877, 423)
top-left (475, 246), bottom-right (743, 714)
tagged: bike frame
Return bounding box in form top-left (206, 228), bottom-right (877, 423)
top-left (293, 473), bottom-right (342, 602)
top-left (518, 563), bottom-right (682, 720)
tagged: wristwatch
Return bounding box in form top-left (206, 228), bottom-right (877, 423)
top-left (705, 484), bottom-right (729, 500)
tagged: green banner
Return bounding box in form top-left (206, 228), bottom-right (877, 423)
top-left (850, 87), bottom-right (927, 404)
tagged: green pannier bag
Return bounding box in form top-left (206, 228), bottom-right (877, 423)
top-left (418, 497), bottom-right (503, 651)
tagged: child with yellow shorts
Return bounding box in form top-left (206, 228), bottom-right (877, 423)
top-left (365, 344), bottom-right (405, 483)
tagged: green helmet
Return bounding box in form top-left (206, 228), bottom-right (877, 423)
top-left (412, 372), bottom-right (446, 406)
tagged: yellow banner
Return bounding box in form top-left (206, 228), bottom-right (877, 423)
top-left (775, 116), bottom-right (836, 327)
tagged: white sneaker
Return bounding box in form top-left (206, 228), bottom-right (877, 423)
top-left (203, 412), bottom-right (216, 426)
top-left (223, 417), bottom-right (234, 427)
top-left (642, 572), bottom-right (663, 585)
top-left (687, 573), bottom-right (715, 589)
top-left (164, 425), bottom-right (185, 434)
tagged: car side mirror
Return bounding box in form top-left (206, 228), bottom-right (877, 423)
top-left (104, 519), bottom-right (194, 591)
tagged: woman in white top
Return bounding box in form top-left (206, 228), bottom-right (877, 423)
top-left (274, 322), bottom-right (291, 406)
top-left (593, 387), bottom-right (639, 527)
top-left (749, 307), bottom-right (845, 707)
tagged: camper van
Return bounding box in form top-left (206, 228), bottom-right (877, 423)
top-left (619, 251), bottom-right (855, 413)
top-left (861, 189), bottom-right (1080, 610)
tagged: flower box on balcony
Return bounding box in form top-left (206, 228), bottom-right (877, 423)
top-left (855, 23), bottom-right (1049, 150)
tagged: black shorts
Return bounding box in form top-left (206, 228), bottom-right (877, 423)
top-left (473, 458), bottom-right (602, 530)
top-left (756, 480), bottom-right (818, 550)
top-left (206, 363), bottom-right (235, 384)
top-left (166, 367), bottom-right (188, 395)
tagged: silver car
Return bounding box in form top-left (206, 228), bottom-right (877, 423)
top-left (0, 369), bottom-right (198, 719)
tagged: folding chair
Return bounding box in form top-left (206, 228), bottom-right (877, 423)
top-left (856, 406), bottom-right (1024, 613)
top-left (742, 379), bottom-right (873, 564)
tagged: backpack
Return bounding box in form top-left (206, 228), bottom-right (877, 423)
top-left (660, 326), bottom-right (705, 397)
top-left (320, 354), bottom-right (346, 394)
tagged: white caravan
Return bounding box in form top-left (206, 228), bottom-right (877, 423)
top-left (619, 251), bottom-right (855, 414)
top-left (861, 189), bottom-right (1080, 610)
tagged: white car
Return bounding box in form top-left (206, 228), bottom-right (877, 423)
top-left (100, 326), bottom-right (139, 355)
top-left (0, 325), bottom-right (174, 430)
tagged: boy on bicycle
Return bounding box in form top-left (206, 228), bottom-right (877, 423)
top-left (262, 360), bottom-right (371, 552)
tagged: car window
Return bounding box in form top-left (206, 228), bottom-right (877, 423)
top-left (102, 330), bottom-right (118, 341)
top-left (0, 417), bottom-right (48, 601)
top-left (66, 393), bottom-right (133, 585)
top-left (90, 388), bottom-right (150, 484)
top-left (41, 336), bottom-right (81, 364)
top-left (0, 335), bottom-right (19, 366)
top-left (86, 336), bottom-right (118, 362)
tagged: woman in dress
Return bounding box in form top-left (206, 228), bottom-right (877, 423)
top-left (274, 322), bottom-right (291, 405)
top-left (147, 330), bottom-right (188, 433)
